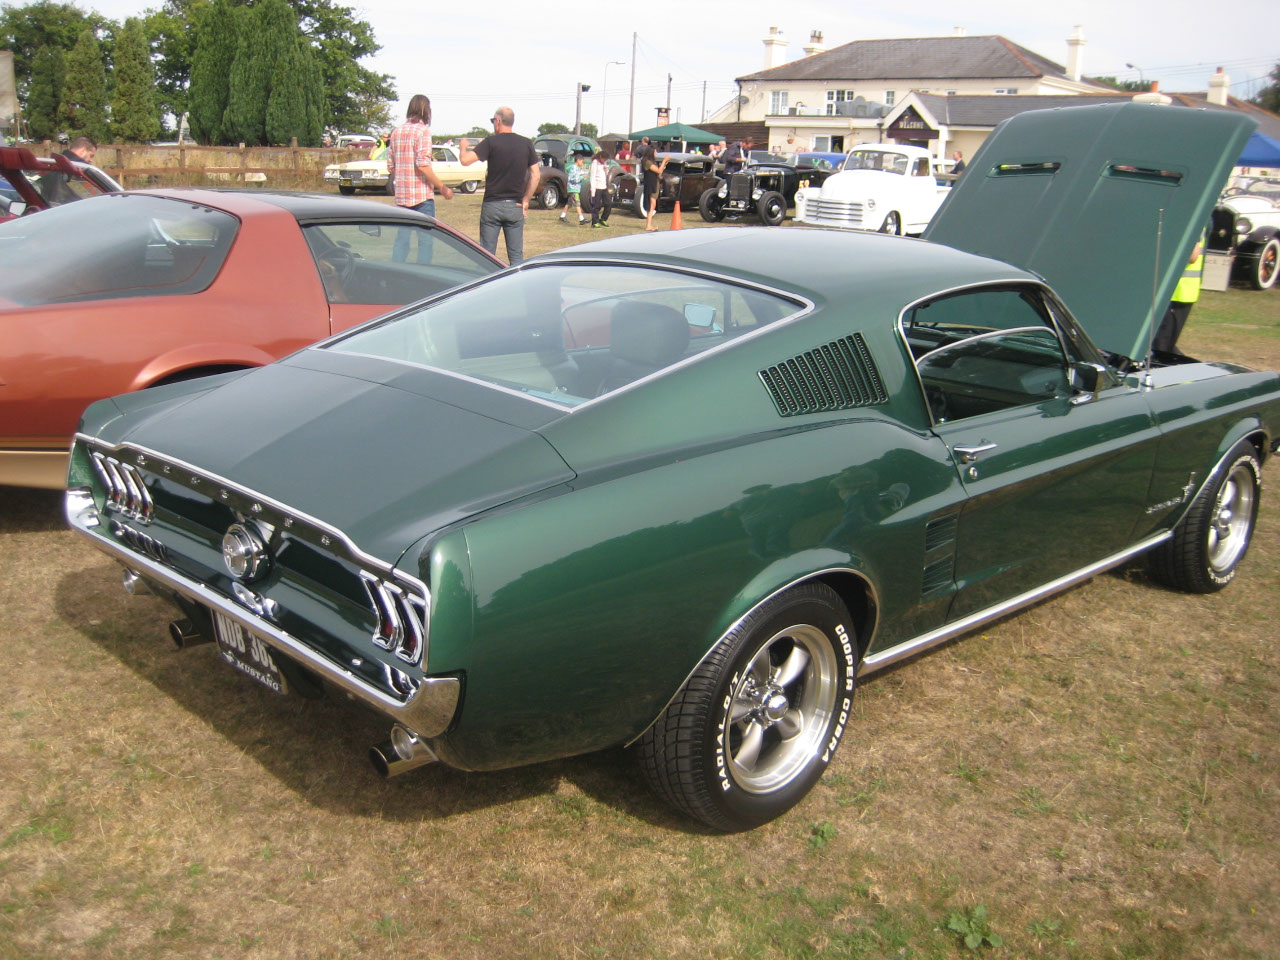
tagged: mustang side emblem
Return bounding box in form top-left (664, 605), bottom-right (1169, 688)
top-left (222, 522), bottom-right (269, 581)
top-left (1146, 473), bottom-right (1198, 515)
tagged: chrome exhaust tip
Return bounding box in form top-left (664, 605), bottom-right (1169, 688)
top-left (369, 724), bottom-right (438, 779)
top-left (122, 567), bottom-right (148, 595)
top-left (168, 619), bottom-right (210, 649)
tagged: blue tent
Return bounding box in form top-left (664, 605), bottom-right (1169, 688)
top-left (1237, 130), bottom-right (1280, 166)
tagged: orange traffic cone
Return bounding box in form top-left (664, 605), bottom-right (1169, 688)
top-left (671, 200), bottom-right (683, 230)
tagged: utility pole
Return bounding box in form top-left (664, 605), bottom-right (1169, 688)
top-left (574, 82), bottom-right (590, 135)
top-left (666, 73), bottom-right (672, 113)
top-left (628, 33), bottom-right (637, 136)
top-left (701, 81), bottom-right (706, 123)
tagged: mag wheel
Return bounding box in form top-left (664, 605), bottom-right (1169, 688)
top-left (636, 582), bottom-right (857, 831)
top-left (1149, 441), bottom-right (1261, 593)
top-left (538, 180), bottom-right (562, 209)
top-left (756, 191), bottom-right (786, 226)
top-left (699, 187), bottom-right (725, 222)
top-left (878, 211), bottom-right (902, 235)
top-left (459, 180), bottom-right (480, 194)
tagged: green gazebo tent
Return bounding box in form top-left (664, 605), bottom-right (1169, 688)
top-left (625, 122), bottom-right (722, 150)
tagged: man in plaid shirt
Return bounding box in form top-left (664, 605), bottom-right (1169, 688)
top-left (386, 94), bottom-right (453, 262)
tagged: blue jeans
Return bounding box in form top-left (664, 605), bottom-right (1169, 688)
top-left (479, 200), bottom-right (525, 265)
top-left (393, 198), bottom-right (435, 263)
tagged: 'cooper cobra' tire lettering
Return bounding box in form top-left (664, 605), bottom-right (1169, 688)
top-left (636, 582), bottom-right (859, 831)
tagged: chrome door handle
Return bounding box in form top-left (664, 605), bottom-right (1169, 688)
top-left (953, 441), bottom-right (997, 464)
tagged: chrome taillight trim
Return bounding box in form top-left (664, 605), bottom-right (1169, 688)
top-left (91, 451), bottom-right (154, 523)
top-left (361, 573), bottom-right (428, 664)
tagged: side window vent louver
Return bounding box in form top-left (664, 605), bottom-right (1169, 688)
top-left (758, 333), bottom-right (888, 417)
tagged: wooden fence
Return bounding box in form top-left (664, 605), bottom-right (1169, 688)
top-left (26, 140), bottom-right (368, 187)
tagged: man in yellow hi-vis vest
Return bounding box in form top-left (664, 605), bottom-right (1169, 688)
top-left (1153, 233), bottom-right (1204, 355)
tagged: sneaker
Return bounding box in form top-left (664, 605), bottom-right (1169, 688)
top-left (579, 217), bottom-right (587, 224)
top-left (558, 215), bottom-right (567, 222)
top-left (600, 220), bottom-right (610, 227)
top-left (591, 222), bottom-right (603, 228)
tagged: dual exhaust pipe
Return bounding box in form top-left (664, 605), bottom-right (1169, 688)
top-left (166, 604), bottom-right (436, 780)
top-left (369, 724), bottom-right (438, 778)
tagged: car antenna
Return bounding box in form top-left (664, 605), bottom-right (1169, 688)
top-left (1143, 208), bottom-right (1164, 389)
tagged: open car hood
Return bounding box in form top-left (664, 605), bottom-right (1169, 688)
top-left (925, 103), bottom-right (1255, 362)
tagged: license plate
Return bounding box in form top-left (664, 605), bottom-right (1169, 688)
top-left (340, 178), bottom-right (356, 185)
top-left (212, 612), bottom-right (287, 694)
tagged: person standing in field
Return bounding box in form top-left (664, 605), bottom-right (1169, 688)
top-left (459, 106), bottom-right (541, 264)
top-left (386, 94), bottom-right (453, 262)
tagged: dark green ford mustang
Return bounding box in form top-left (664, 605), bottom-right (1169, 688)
top-left (67, 104), bottom-right (1280, 830)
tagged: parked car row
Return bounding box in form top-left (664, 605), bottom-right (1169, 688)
top-left (322, 144), bottom-right (486, 197)
top-left (1, 145), bottom-right (121, 221)
top-left (53, 103), bottom-right (1279, 834)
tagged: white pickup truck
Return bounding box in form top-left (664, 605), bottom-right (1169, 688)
top-left (794, 144), bottom-right (950, 235)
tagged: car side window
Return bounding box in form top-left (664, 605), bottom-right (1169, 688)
top-left (904, 286), bottom-right (1073, 423)
top-left (302, 222), bottom-right (496, 306)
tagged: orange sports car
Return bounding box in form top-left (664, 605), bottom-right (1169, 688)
top-left (0, 188), bottom-right (502, 487)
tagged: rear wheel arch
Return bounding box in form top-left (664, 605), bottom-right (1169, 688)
top-left (148, 364), bottom-right (254, 388)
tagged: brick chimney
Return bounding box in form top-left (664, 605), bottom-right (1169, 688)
top-left (763, 27), bottom-right (789, 70)
top-left (1208, 67), bottom-right (1230, 106)
top-left (803, 30), bottom-right (826, 57)
top-left (1066, 25), bottom-right (1085, 83)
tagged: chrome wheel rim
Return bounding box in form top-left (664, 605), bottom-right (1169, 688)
top-left (726, 624), bottom-right (839, 794)
top-left (1261, 242), bottom-right (1278, 287)
top-left (1207, 463), bottom-right (1255, 572)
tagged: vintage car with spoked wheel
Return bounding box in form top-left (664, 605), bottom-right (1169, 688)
top-left (1206, 177), bottom-right (1280, 290)
top-left (66, 104), bottom-right (1279, 832)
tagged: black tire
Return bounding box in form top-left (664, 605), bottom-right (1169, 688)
top-left (878, 211), bottom-right (902, 235)
top-left (1250, 237), bottom-right (1279, 290)
top-left (699, 187), bottom-right (725, 223)
top-left (337, 185), bottom-right (356, 196)
top-left (459, 180), bottom-right (480, 194)
top-left (538, 180), bottom-right (562, 209)
top-left (756, 190), bottom-right (786, 226)
top-left (1149, 440), bottom-right (1261, 593)
top-left (635, 582), bottom-right (857, 831)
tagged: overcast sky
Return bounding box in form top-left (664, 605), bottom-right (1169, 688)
top-left (85, 0), bottom-right (1278, 137)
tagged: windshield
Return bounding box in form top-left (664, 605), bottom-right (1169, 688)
top-left (0, 194), bottom-right (237, 306)
top-left (326, 263), bottom-right (802, 406)
top-left (842, 150), bottom-right (910, 174)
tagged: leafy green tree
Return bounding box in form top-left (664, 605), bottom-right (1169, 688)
top-left (187, 0), bottom-right (237, 143)
top-left (25, 44), bottom-right (65, 140)
top-left (538, 122), bottom-right (569, 136)
top-left (266, 37), bottom-right (323, 145)
top-left (1252, 62), bottom-right (1280, 113)
top-left (143, 0), bottom-right (210, 135)
top-left (291, 0), bottom-right (394, 135)
top-left (111, 18), bottom-right (159, 142)
top-left (1092, 76), bottom-right (1151, 93)
top-left (580, 122), bottom-right (598, 139)
top-left (223, 0), bottom-right (295, 145)
top-left (0, 0), bottom-right (106, 99)
top-left (58, 26), bottom-right (108, 142)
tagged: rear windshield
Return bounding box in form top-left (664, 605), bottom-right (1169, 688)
top-left (326, 263), bottom-right (802, 407)
top-left (0, 194), bottom-right (237, 306)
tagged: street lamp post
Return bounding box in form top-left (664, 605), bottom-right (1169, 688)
top-left (574, 82), bottom-right (591, 135)
top-left (1125, 62), bottom-right (1146, 89)
top-left (601, 61), bottom-right (625, 136)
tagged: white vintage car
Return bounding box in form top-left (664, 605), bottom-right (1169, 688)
top-left (323, 145), bottom-right (486, 196)
top-left (794, 144), bottom-right (950, 235)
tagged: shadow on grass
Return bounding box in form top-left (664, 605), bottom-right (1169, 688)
top-left (53, 556), bottom-right (700, 832)
top-left (1, 485), bottom-right (66, 533)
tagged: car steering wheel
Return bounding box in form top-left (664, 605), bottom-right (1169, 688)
top-left (319, 246), bottom-right (358, 284)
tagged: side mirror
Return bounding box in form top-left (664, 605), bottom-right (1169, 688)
top-left (684, 303), bottom-right (720, 332)
top-left (1070, 361), bottom-right (1109, 405)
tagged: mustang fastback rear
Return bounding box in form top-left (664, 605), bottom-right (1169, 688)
top-left (67, 104), bottom-right (1280, 832)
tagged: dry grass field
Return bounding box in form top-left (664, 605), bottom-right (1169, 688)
top-left (2, 195), bottom-right (1278, 959)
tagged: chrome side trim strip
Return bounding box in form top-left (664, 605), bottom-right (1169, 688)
top-left (858, 532), bottom-right (1171, 676)
top-left (67, 488), bottom-right (459, 739)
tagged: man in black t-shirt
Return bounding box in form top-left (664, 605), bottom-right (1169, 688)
top-left (460, 106), bottom-right (541, 264)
